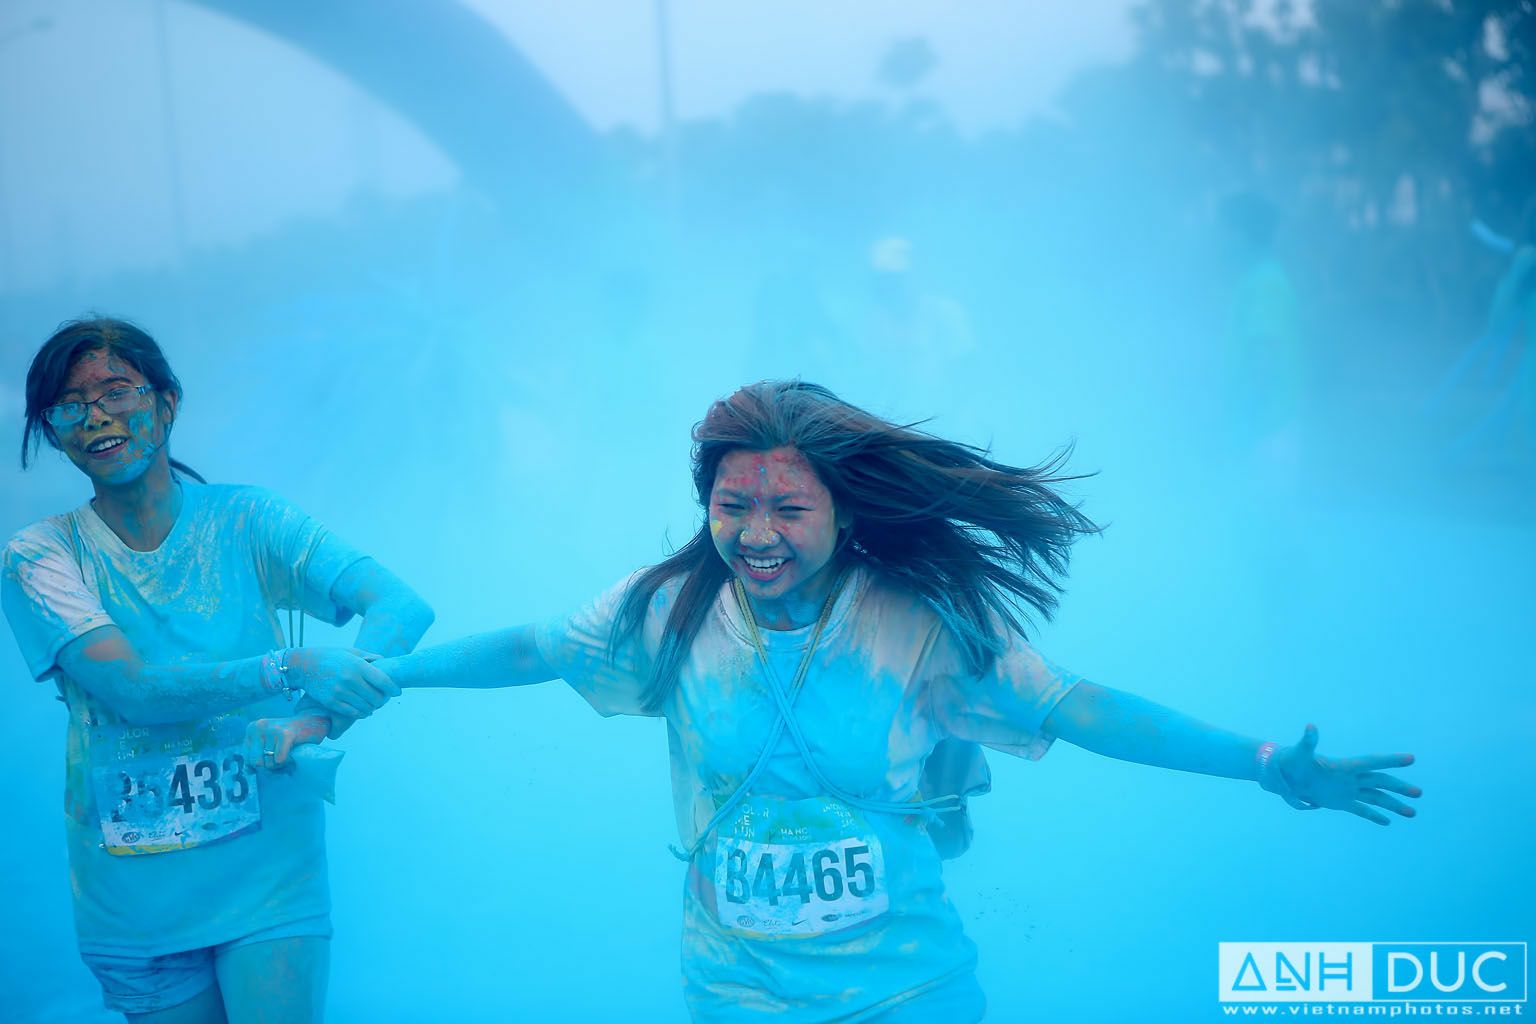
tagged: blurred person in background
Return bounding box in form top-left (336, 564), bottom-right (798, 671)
top-left (1, 317), bottom-right (432, 1023)
top-left (1440, 198), bottom-right (1536, 465)
top-left (269, 380), bottom-right (1416, 1023)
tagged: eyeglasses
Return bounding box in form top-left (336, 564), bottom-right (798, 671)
top-left (43, 385), bottom-right (153, 429)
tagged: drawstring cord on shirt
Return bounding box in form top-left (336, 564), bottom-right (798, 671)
top-left (734, 576), bottom-right (964, 820)
top-left (668, 569), bottom-right (964, 862)
top-left (667, 570), bottom-right (847, 863)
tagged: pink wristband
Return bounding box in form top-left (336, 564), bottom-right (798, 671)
top-left (1255, 741), bottom-right (1279, 786)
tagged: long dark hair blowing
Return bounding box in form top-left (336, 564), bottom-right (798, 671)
top-left (21, 316), bottom-right (205, 482)
top-left (614, 380), bottom-right (1100, 714)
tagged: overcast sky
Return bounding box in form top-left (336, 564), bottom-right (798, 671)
top-left (0, 1), bottom-right (1136, 289)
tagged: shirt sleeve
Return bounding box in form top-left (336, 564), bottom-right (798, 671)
top-left (535, 571), bottom-right (664, 718)
top-left (930, 615), bottom-right (1082, 760)
top-left (244, 488), bottom-right (368, 627)
top-left (1, 524), bottom-right (115, 681)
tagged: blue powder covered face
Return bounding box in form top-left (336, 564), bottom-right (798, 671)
top-left (53, 347), bottom-right (176, 489)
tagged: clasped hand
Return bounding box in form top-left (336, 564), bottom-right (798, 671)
top-left (1275, 724), bottom-right (1421, 826)
top-left (282, 646), bottom-right (399, 719)
top-left (244, 714), bottom-right (330, 772)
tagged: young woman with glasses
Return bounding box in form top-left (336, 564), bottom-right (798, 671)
top-left (1, 317), bottom-right (433, 1023)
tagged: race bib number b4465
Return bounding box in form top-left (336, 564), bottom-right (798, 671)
top-left (715, 835), bottom-right (888, 937)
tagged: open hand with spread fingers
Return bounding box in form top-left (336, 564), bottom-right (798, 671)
top-left (1262, 724), bottom-right (1421, 825)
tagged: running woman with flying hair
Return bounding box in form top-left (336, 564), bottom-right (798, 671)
top-left (282, 379), bottom-right (1416, 1021)
top-left (1, 317), bottom-right (432, 1023)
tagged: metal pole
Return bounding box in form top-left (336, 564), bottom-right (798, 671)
top-left (0, 17), bottom-right (53, 291)
top-left (655, 0), bottom-right (676, 140)
top-left (152, 0), bottom-right (189, 265)
top-left (654, 0), bottom-right (678, 212)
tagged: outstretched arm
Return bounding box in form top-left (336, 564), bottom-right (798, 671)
top-left (251, 626), bottom-right (571, 767)
top-left (1043, 681), bottom-right (1261, 779)
top-left (1043, 682), bottom-right (1420, 825)
top-left (377, 624), bottom-right (557, 690)
top-left (252, 625), bottom-right (562, 767)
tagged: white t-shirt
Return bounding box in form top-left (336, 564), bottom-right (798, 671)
top-left (1, 482), bottom-right (365, 956)
top-left (536, 562), bottom-right (1079, 1022)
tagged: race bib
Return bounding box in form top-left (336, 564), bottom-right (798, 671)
top-left (89, 717), bottom-right (261, 856)
top-left (713, 798), bottom-right (889, 938)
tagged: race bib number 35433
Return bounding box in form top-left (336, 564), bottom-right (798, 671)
top-left (715, 835), bottom-right (888, 938)
top-left (89, 721), bottom-right (261, 856)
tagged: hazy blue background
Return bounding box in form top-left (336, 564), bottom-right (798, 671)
top-left (1, 2), bottom-right (1532, 1021)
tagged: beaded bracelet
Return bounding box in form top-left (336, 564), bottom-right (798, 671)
top-left (260, 648), bottom-right (301, 702)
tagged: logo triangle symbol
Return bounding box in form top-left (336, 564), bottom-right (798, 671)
top-left (1233, 951), bottom-right (1268, 992)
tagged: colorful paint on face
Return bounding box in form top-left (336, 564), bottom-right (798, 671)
top-left (54, 348), bottom-right (174, 489)
top-left (709, 446), bottom-right (848, 630)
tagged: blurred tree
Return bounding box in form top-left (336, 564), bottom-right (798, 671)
top-left (878, 37), bottom-right (939, 91)
top-left (1122, 0), bottom-right (1534, 333)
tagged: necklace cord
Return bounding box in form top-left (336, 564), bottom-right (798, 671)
top-left (737, 572), bottom-right (962, 818)
top-left (667, 569), bottom-right (846, 862)
top-left (669, 566), bottom-right (961, 863)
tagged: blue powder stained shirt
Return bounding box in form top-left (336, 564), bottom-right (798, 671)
top-left (1, 482), bottom-right (365, 956)
top-left (536, 564), bottom-right (1079, 1022)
